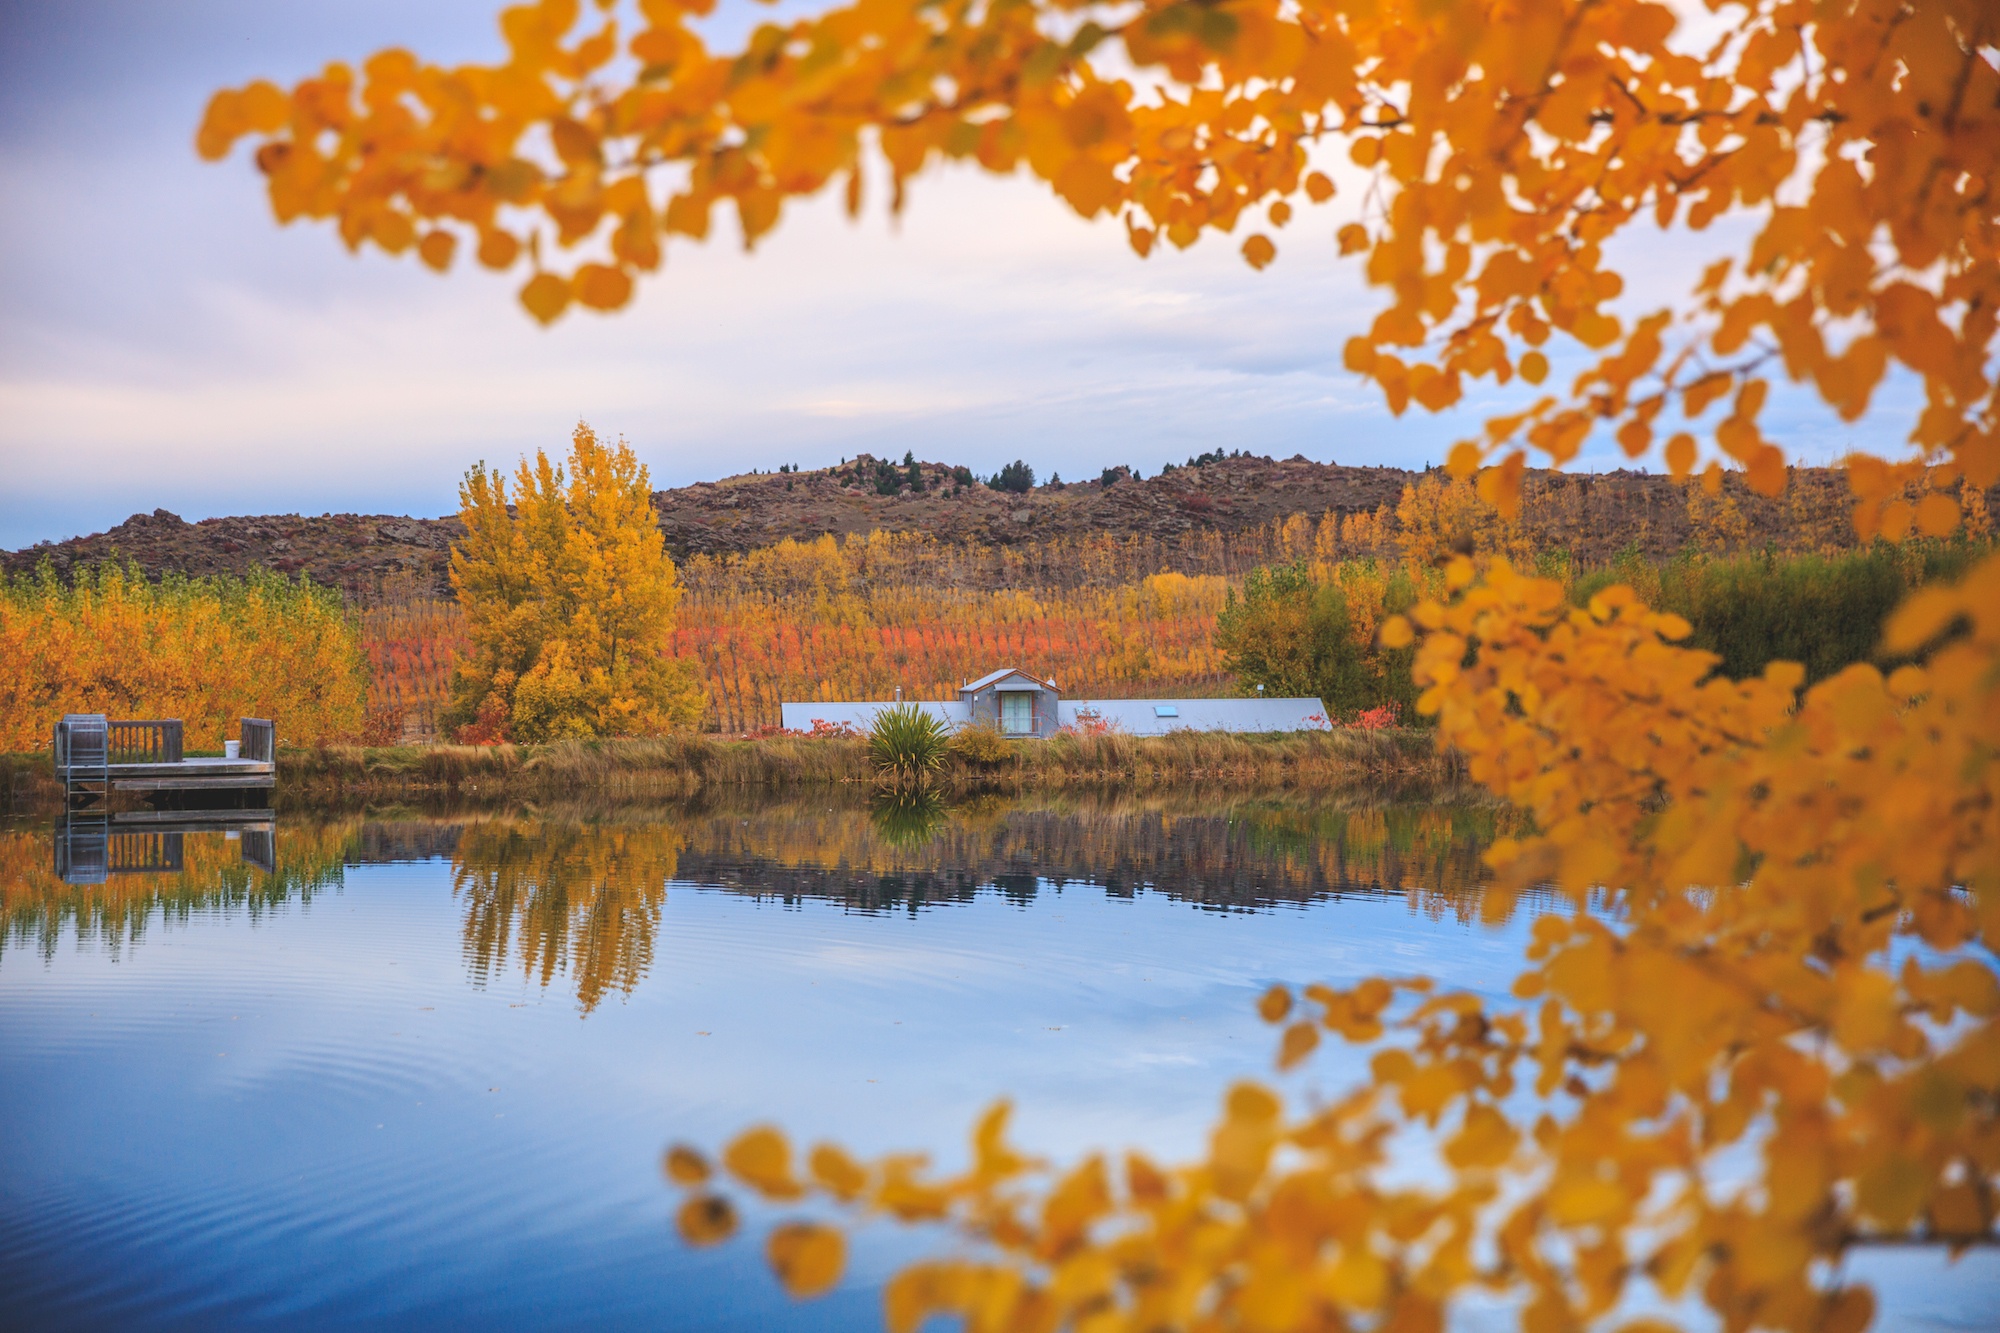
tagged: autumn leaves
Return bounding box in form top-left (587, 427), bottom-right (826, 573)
top-left (0, 564), bottom-right (367, 752)
top-left (446, 423), bottom-right (705, 742)
top-left (199, 0), bottom-right (1998, 541)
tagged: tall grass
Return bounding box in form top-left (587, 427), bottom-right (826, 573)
top-left (0, 561), bottom-right (367, 751)
top-left (253, 728), bottom-right (1463, 803)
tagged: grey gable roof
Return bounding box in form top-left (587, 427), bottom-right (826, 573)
top-left (961, 667), bottom-right (1056, 694)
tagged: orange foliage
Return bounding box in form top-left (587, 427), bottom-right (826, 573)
top-left (0, 563), bottom-right (367, 751)
top-left (200, 0), bottom-right (1999, 532)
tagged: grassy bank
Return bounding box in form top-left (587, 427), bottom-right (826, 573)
top-left (281, 728), bottom-right (1457, 799)
top-left (1, 729), bottom-right (1461, 813)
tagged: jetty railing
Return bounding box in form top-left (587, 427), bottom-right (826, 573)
top-left (107, 720), bottom-right (184, 765)
top-left (55, 714), bottom-right (110, 812)
top-left (53, 714), bottom-right (276, 809)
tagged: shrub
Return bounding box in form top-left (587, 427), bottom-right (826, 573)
top-left (1215, 561), bottom-right (1411, 721)
top-left (867, 704), bottom-right (951, 784)
top-left (949, 722), bottom-right (1011, 767)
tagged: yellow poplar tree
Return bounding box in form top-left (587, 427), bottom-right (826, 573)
top-left (447, 422), bottom-right (704, 741)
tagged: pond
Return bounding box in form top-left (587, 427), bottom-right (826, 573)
top-left (1, 795), bottom-right (1993, 1331)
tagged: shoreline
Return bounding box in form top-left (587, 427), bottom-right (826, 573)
top-left (2, 729), bottom-right (1464, 813)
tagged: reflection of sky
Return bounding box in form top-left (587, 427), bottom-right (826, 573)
top-left (0, 1), bottom-right (1917, 550)
top-left (2, 834), bottom-right (1994, 1330)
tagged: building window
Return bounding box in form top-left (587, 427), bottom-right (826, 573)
top-left (1001, 692), bottom-right (1033, 735)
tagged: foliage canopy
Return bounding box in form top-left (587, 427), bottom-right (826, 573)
top-left (199, 0), bottom-right (1997, 530)
top-left (0, 562), bottom-right (366, 750)
top-left (447, 422), bottom-right (704, 741)
top-left (200, 3), bottom-right (2000, 1328)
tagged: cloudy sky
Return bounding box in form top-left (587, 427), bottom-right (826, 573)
top-left (0, 1), bottom-right (1909, 550)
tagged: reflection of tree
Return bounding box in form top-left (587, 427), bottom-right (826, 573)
top-left (0, 822), bottom-right (355, 965)
top-left (451, 821), bottom-right (683, 1013)
top-left (3, 800), bottom-right (1517, 1000)
top-left (670, 794), bottom-right (1523, 918)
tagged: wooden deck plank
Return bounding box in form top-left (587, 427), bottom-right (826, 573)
top-left (61, 760), bottom-right (276, 779)
top-left (113, 776), bottom-right (276, 791)
top-left (106, 810), bottom-right (275, 828)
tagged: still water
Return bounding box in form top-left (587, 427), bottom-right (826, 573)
top-left (1, 796), bottom-right (1992, 1331)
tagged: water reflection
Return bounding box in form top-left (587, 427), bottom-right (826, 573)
top-left (52, 812), bottom-right (277, 884)
top-left (3, 814), bottom-right (348, 964)
top-left (452, 819), bottom-right (685, 1012)
top-left (5, 795), bottom-right (1523, 1008)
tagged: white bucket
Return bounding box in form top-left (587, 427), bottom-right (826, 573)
top-left (224, 740), bottom-right (240, 759)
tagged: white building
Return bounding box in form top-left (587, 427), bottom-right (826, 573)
top-left (779, 667), bottom-right (1330, 738)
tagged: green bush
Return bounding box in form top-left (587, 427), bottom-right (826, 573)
top-left (1214, 562), bottom-right (1417, 721)
top-left (868, 704), bottom-right (951, 785)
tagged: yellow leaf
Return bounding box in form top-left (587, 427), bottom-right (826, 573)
top-left (1519, 351), bottom-right (1549, 385)
top-left (1914, 491), bottom-right (1960, 537)
top-left (676, 1193), bottom-right (738, 1245)
top-left (1322, 1245), bottom-right (1389, 1307)
top-left (1664, 432), bottom-right (1697, 478)
top-left (767, 1221), bottom-right (845, 1298)
top-left (1054, 157), bottom-right (1119, 218)
top-left (1304, 171), bottom-right (1335, 202)
top-left (1258, 985), bottom-right (1292, 1022)
top-left (520, 272), bottom-right (571, 324)
top-left (418, 230), bottom-right (456, 273)
top-left (663, 1144), bottom-right (711, 1186)
top-left (1547, 1175), bottom-right (1626, 1225)
top-left (477, 228), bottom-right (521, 270)
top-left (1278, 1021), bottom-right (1320, 1069)
top-left (1243, 234), bottom-right (1277, 269)
top-left (573, 262), bottom-right (633, 310)
top-left (1745, 444), bottom-right (1786, 496)
top-left (1443, 1103), bottom-right (1518, 1169)
top-left (810, 1143), bottom-right (868, 1200)
top-left (725, 1125), bottom-right (803, 1199)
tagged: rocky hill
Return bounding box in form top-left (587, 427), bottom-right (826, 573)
top-left (1, 452), bottom-right (1874, 603)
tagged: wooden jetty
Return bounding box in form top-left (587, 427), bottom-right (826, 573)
top-left (54, 714), bottom-right (276, 808)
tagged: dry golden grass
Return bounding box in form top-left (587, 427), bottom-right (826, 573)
top-left (2, 729), bottom-right (1462, 813)
top-left (275, 729), bottom-right (1458, 800)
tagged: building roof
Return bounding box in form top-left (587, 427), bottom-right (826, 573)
top-left (961, 667), bottom-right (1057, 694)
top-left (1062, 698), bottom-right (1331, 735)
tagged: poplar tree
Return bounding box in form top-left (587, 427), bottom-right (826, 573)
top-left (446, 422), bottom-right (704, 741)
